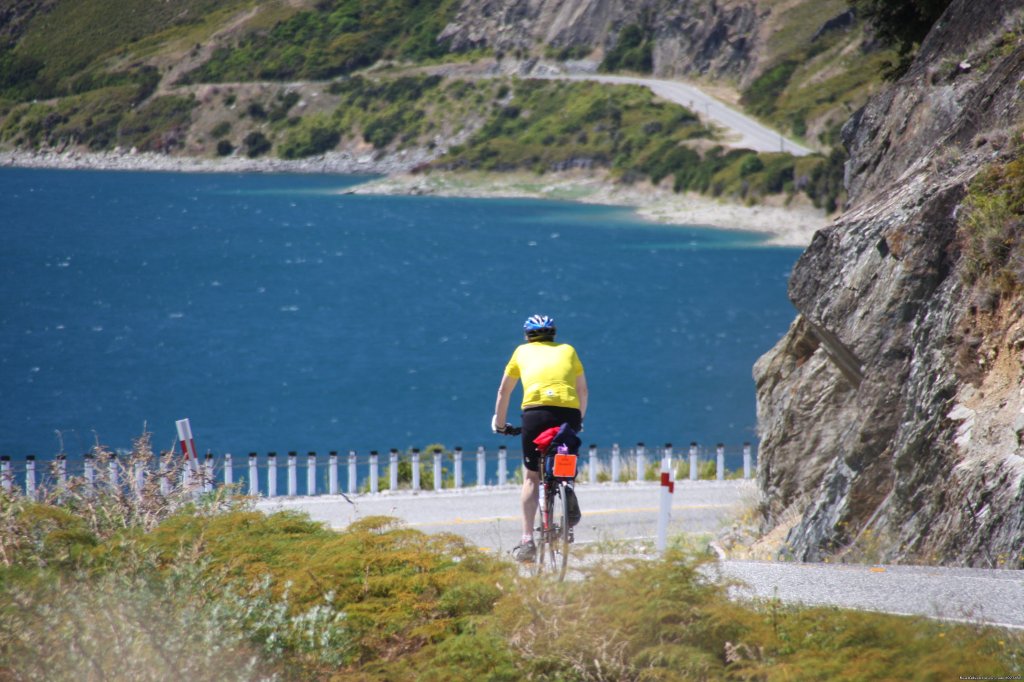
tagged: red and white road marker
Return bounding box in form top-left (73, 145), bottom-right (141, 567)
top-left (656, 455), bottom-right (674, 552)
top-left (176, 418), bottom-right (199, 473)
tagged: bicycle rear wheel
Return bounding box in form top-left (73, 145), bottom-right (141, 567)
top-left (556, 481), bottom-right (570, 581)
top-left (534, 486), bottom-right (565, 578)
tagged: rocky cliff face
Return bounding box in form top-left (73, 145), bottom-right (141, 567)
top-left (754, 0), bottom-right (1024, 567)
top-left (439, 0), bottom-right (760, 81)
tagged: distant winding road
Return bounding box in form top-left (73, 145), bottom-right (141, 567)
top-left (535, 73), bottom-right (814, 156)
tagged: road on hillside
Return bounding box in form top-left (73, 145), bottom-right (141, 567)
top-left (535, 73), bottom-right (813, 156)
top-left (257, 481), bottom-right (1024, 630)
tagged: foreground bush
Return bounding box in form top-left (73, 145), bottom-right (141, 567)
top-left (1, 449), bottom-right (1020, 681)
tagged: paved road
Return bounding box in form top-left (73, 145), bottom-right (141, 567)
top-left (535, 73), bottom-right (813, 156)
top-left (255, 480), bottom-right (754, 554)
top-left (255, 481), bottom-right (1024, 630)
top-left (711, 560), bottom-right (1024, 630)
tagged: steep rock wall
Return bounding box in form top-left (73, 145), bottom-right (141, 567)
top-left (754, 0), bottom-right (1024, 566)
top-left (439, 0), bottom-right (759, 80)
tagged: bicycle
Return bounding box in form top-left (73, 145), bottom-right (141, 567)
top-left (497, 421), bottom-right (580, 581)
top-left (535, 441), bottom-right (577, 581)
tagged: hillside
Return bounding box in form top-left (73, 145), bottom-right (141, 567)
top-left (0, 0), bottom-right (889, 214)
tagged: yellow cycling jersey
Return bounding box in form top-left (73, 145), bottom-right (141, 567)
top-left (504, 341), bottom-right (584, 410)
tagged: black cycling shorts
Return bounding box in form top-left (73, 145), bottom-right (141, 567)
top-left (521, 406), bottom-right (582, 472)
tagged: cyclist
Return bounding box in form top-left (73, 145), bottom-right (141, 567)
top-left (492, 314), bottom-right (588, 562)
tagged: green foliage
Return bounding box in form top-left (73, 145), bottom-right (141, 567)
top-left (319, 74), bottom-right (446, 153)
top-left (742, 60), bottom-right (799, 118)
top-left (600, 23), bottom-right (654, 74)
top-left (851, 0), bottom-right (953, 57)
top-left (210, 120), bottom-right (231, 138)
top-left (216, 139), bottom-right (234, 156)
top-left (958, 134), bottom-right (1024, 293)
top-left (181, 0), bottom-right (461, 84)
top-left (6, 0), bottom-right (252, 100)
top-left (2, 475), bottom-right (1022, 681)
top-left (544, 43), bottom-right (592, 62)
top-left (0, 88), bottom-right (194, 151)
top-left (437, 78), bottom-right (708, 177)
top-left (243, 130), bottom-right (271, 158)
top-left (146, 513), bottom-right (511, 665)
top-left (279, 115), bottom-right (341, 158)
top-left (116, 95), bottom-right (196, 152)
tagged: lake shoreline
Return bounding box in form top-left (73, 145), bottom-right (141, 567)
top-left (1, 148), bottom-right (825, 246)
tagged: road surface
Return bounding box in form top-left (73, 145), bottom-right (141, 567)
top-left (256, 481), bottom-right (1024, 630)
top-left (255, 480), bottom-right (753, 553)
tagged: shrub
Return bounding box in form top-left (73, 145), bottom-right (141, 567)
top-left (215, 139), bottom-right (234, 156)
top-left (243, 130), bottom-right (271, 157)
top-left (958, 135), bottom-right (1024, 292)
top-left (279, 118), bottom-right (340, 158)
top-left (600, 23), bottom-right (654, 73)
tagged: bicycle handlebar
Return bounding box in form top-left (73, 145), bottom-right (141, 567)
top-left (497, 424), bottom-right (522, 436)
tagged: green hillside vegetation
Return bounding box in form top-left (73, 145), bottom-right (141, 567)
top-left (0, 0), bottom-right (253, 101)
top-left (600, 22), bottom-right (655, 74)
top-left (434, 78), bottom-right (845, 211)
top-left (741, 0), bottom-right (896, 146)
top-left (180, 0), bottom-right (462, 84)
top-left (0, 89), bottom-right (195, 152)
top-left (1, 454), bottom-right (1019, 680)
top-left (958, 131), bottom-right (1024, 295)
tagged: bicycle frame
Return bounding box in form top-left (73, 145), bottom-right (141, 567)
top-left (535, 450), bottom-right (574, 581)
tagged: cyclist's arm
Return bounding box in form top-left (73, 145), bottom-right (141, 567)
top-left (576, 372), bottom-right (588, 420)
top-left (493, 373), bottom-right (517, 429)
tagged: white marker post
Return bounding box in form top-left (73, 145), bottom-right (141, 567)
top-left (0, 456), bottom-right (10, 494)
top-left (411, 449), bottom-right (420, 491)
top-left (635, 443), bottom-right (646, 483)
top-left (588, 444), bottom-right (598, 484)
top-left (743, 442), bottom-right (753, 480)
top-left (84, 454), bottom-right (95, 496)
top-left (329, 452), bottom-right (338, 495)
top-left (689, 442), bottom-right (699, 481)
top-left (389, 449), bottom-right (399, 491)
top-left (716, 443), bottom-right (725, 481)
top-left (369, 451), bottom-right (379, 494)
top-left (347, 451), bottom-right (357, 495)
top-left (267, 452), bottom-right (278, 498)
top-left (453, 447), bottom-right (463, 489)
top-left (307, 452), bottom-right (317, 497)
top-left (498, 445), bottom-right (508, 485)
top-left (204, 453), bottom-right (214, 493)
top-left (224, 453), bottom-right (233, 488)
top-left (248, 453), bottom-right (259, 496)
top-left (611, 443), bottom-right (621, 483)
top-left (176, 419), bottom-right (199, 474)
top-left (25, 455), bottom-right (36, 501)
top-left (134, 458), bottom-right (145, 497)
top-left (656, 452), bottom-right (675, 553)
top-left (433, 448), bottom-right (443, 491)
top-left (476, 446), bottom-right (486, 487)
top-left (287, 452), bottom-right (298, 496)
top-left (159, 454), bottom-right (170, 496)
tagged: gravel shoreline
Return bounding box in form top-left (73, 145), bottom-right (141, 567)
top-left (0, 147), bottom-right (424, 175)
top-left (2, 148), bottom-right (825, 246)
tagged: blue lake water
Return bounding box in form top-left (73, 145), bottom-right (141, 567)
top-left (0, 167), bottom-right (799, 477)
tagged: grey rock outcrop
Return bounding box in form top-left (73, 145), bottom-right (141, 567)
top-left (440, 0), bottom-right (759, 80)
top-left (754, 0), bottom-right (1024, 567)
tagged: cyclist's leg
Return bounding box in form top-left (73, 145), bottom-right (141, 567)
top-left (520, 467), bottom-right (540, 536)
